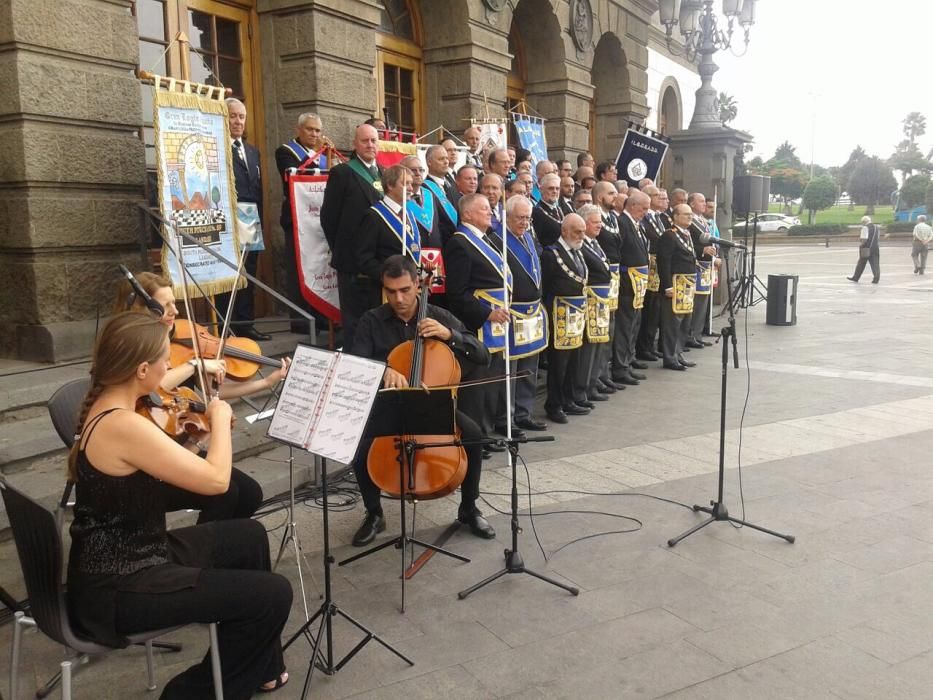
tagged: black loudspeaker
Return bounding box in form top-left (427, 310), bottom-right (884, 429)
top-left (733, 175), bottom-right (770, 215)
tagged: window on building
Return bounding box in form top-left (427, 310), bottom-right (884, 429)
top-left (376, 0), bottom-right (423, 135)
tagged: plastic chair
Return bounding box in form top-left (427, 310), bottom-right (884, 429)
top-left (1, 479), bottom-right (223, 700)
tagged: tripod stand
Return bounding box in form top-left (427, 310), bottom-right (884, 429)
top-left (458, 434), bottom-right (579, 600)
top-left (667, 246), bottom-right (795, 548)
top-left (283, 456), bottom-right (413, 699)
top-left (273, 446), bottom-right (317, 620)
top-left (725, 213), bottom-right (767, 314)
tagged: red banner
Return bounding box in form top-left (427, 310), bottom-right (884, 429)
top-left (289, 174), bottom-right (341, 323)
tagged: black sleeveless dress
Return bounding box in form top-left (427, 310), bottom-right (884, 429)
top-left (67, 409), bottom-right (203, 647)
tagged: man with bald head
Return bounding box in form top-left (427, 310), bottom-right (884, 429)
top-left (636, 185), bottom-right (670, 361)
top-left (463, 126), bottom-right (483, 170)
top-left (532, 173), bottom-right (564, 247)
top-left (575, 165), bottom-right (596, 192)
top-left (444, 193), bottom-right (512, 453)
top-left (487, 149), bottom-right (511, 180)
top-left (638, 178), bottom-right (654, 191)
top-left (559, 176), bottom-right (576, 216)
top-left (611, 189), bottom-right (651, 386)
top-left (422, 143), bottom-right (459, 242)
top-left (657, 203), bottom-right (699, 370)
top-left (320, 122), bottom-right (383, 349)
top-left (541, 213), bottom-right (590, 423)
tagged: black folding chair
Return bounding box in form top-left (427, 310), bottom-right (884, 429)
top-left (1, 479), bottom-right (223, 700)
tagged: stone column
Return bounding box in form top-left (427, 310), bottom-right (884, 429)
top-left (0, 0), bottom-right (146, 361)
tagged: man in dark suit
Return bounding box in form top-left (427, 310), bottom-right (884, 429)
top-left (423, 144), bottom-right (458, 244)
top-left (637, 186), bottom-right (669, 361)
top-left (541, 213), bottom-right (589, 424)
top-left (612, 190), bottom-right (651, 386)
top-left (320, 123), bottom-right (383, 351)
top-left (593, 182), bottom-right (626, 395)
top-left (216, 98), bottom-right (269, 341)
top-left (686, 192), bottom-right (716, 349)
top-left (532, 173), bottom-right (564, 247)
top-left (275, 113), bottom-right (325, 334)
top-left (444, 193), bottom-right (510, 454)
top-left (657, 204), bottom-right (699, 370)
top-left (574, 204), bottom-right (613, 405)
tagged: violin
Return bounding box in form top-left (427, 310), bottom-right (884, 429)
top-left (170, 319), bottom-right (282, 380)
top-left (136, 387), bottom-right (211, 446)
top-left (366, 270), bottom-right (467, 500)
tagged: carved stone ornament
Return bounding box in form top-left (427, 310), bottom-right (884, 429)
top-left (570, 0), bottom-right (593, 51)
top-left (482, 0), bottom-right (507, 12)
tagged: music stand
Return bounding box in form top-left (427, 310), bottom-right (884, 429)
top-left (338, 388), bottom-right (471, 612)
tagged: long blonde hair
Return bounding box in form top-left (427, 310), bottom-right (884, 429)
top-left (67, 312), bottom-right (169, 480)
top-left (112, 271), bottom-right (172, 315)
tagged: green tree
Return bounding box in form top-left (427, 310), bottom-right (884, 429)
top-left (768, 166), bottom-right (808, 213)
top-left (772, 141), bottom-right (803, 169)
top-left (801, 176), bottom-right (837, 224)
top-left (899, 174), bottom-right (931, 209)
top-left (747, 155), bottom-right (764, 172)
top-left (718, 92), bottom-right (738, 125)
top-left (903, 112), bottom-right (926, 148)
top-left (847, 156), bottom-right (896, 215)
top-left (890, 139), bottom-right (931, 185)
top-left (926, 181), bottom-right (933, 216)
top-left (834, 145), bottom-right (866, 209)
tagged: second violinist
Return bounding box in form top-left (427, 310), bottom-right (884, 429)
top-left (117, 271), bottom-right (290, 522)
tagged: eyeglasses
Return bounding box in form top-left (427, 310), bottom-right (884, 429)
top-left (512, 215), bottom-right (532, 222)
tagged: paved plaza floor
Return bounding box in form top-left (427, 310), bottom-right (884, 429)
top-left (2, 242), bottom-right (932, 699)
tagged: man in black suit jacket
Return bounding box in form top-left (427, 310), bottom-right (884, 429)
top-left (320, 123), bottom-right (383, 351)
top-left (637, 186), bottom-right (669, 361)
top-left (686, 192), bottom-right (716, 349)
top-left (216, 98), bottom-right (268, 341)
top-left (532, 173), bottom-right (564, 247)
top-left (275, 113), bottom-right (325, 334)
top-left (657, 204), bottom-right (699, 370)
top-left (612, 190), bottom-right (651, 385)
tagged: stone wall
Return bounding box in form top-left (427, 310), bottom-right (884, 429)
top-left (0, 0), bottom-right (146, 361)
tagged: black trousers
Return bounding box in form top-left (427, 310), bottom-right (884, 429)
top-left (352, 409), bottom-right (484, 515)
top-left (545, 345), bottom-right (578, 413)
top-left (509, 353), bottom-right (540, 423)
top-left (660, 297), bottom-right (692, 365)
top-left (115, 520), bottom-right (292, 700)
top-left (484, 353), bottom-right (507, 433)
top-left (611, 299), bottom-right (639, 379)
top-left (599, 311), bottom-right (615, 384)
top-left (637, 290), bottom-right (661, 355)
top-left (573, 339), bottom-right (603, 402)
top-left (689, 293), bottom-right (710, 341)
top-left (851, 251), bottom-right (880, 282)
top-left (214, 251), bottom-right (259, 328)
top-left (337, 272), bottom-right (381, 352)
top-left (162, 467), bottom-right (263, 524)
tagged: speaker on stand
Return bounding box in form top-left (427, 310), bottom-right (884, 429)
top-left (727, 175), bottom-right (771, 312)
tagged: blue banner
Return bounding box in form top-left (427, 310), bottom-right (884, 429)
top-left (614, 127), bottom-right (669, 187)
top-left (511, 113), bottom-right (548, 182)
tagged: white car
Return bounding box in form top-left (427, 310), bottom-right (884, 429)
top-left (732, 213), bottom-right (800, 233)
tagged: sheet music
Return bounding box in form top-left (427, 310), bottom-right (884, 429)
top-left (266, 345), bottom-right (331, 447)
top-left (309, 353), bottom-right (385, 464)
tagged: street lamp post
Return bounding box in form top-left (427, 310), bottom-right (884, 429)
top-left (658, 0), bottom-right (757, 129)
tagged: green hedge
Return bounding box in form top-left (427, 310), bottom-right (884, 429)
top-left (883, 222), bottom-right (917, 233)
top-left (786, 224), bottom-right (849, 236)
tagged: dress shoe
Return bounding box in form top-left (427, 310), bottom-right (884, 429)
top-left (685, 339), bottom-right (705, 349)
top-left (663, 362), bottom-right (686, 371)
top-left (630, 360), bottom-right (650, 370)
top-left (351, 511), bottom-right (385, 546)
top-left (240, 326), bottom-right (272, 341)
top-left (606, 380), bottom-right (627, 390)
top-left (871, 279), bottom-right (879, 284)
top-left (700, 340), bottom-right (713, 347)
top-left (458, 507), bottom-right (496, 539)
top-left (563, 404), bottom-right (590, 416)
top-left (587, 392), bottom-right (609, 402)
top-left (576, 399), bottom-right (596, 409)
top-left (846, 276), bottom-right (858, 282)
top-left (516, 417), bottom-right (548, 431)
top-left (482, 448), bottom-right (492, 460)
top-left (495, 423), bottom-right (525, 439)
top-left (678, 358), bottom-right (697, 368)
top-left (628, 370), bottom-right (647, 381)
top-left (635, 353), bottom-right (658, 363)
top-left (546, 410), bottom-right (568, 424)
top-left (486, 440), bottom-right (506, 452)
top-left (614, 375), bottom-right (640, 386)
top-left (597, 382), bottom-right (617, 394)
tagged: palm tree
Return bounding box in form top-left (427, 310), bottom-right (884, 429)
top-left (718, 92), bottom-right (738, 125)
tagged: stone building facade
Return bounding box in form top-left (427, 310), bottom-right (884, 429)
top-left (0, 0), bottom-right (698, 361)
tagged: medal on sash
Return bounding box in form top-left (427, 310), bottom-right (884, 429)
top-left (551, 296), bottom-right (587, 350)
top-left (348, 157), bottom-right (383, 193)
top-left (647, 254), bottom-right (660, 292)
top-left (672, 273), bottom-right (696, 315)
top-left (695, 260), bottom-right (713, 295)
top-left (585, 285), bottom-right (612, 343)
top-left (622, 265), bottom-right (649, 309)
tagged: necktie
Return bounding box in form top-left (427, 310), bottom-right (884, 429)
top-left (413, 192), bottom-right (422, 205)
top-left (369, 165), bottom-right (379, 179)
top-left (233, 139), bottom-right (245, 163)
top-left (571, 248), bottom-right (584, 275)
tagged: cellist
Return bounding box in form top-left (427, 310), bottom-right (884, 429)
top-left (116, 271), bottom-right (290, 522)
top-left (348, 255), bottom-right (496, 546)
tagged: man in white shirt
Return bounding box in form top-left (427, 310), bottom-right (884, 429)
top-left (912, 215), bottom-right (932, 274)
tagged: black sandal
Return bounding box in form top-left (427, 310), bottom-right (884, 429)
top-left (257, 671), bottom-right (288, 693)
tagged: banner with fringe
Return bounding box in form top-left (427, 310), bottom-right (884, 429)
top-left (290, 173), bottom-right (341, 322)
top-left (153, 82), bottom-right (243, 298)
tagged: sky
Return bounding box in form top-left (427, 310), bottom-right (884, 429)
top-left (712, 0), bottom-right (932, 168)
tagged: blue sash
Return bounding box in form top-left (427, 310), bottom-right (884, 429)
top-left (489, 214), bottom-right (504, 239)
top-left (530, 184), bottom-right (541, 203)
top-left (283, 139), bottom-right (325, 169)
top-left (453, 226), bottom-right (512, 290)
top-left (407, 191), bottom-right (435, 232)
top-left (507, 231), bottom-right (541, 288)
top-left (371, 200), bottom-right (421, 264)
top-left (474, 288), bottom-right (508, 353)
top-left (509, 300), bottom-right (548, 358)
top-left (422, 179), bottom-right (458, 226)
top-left (695, 260), bottom-right (713, 295)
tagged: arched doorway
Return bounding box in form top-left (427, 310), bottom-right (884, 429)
top-left (657, 81), bottom-right (682, 187)
top-left (506, 23), bottom-right (527, 145)
top-left (375, 0), bottom-right (424, 134)
top-left (591, 33), bottom-right (632, 162)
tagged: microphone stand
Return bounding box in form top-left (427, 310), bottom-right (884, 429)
top-left (666, 245), bottom-right (795, 547)
top-left (459, 203), bottom-right (579, 600)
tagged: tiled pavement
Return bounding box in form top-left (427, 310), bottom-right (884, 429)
top-left (2, 242), bottom-right (932, 699)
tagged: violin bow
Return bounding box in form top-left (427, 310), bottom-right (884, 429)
top-left (215, 240), bottom-right (250, 363)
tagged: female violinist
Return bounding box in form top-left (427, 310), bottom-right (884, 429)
top-left (348, 255), bottom-right (496, 546)
top-left (67, 312), bottom-right (290, 698)
top-left (116, 272), bottom-right (290, 522)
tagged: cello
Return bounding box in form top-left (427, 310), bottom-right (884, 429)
top-left (366, 269), bottom-right (467, 500)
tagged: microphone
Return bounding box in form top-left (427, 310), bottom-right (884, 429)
top-left (119, 265), bottom-right (165, 318)
top-left (699, 231), bottom-right (746, 250)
